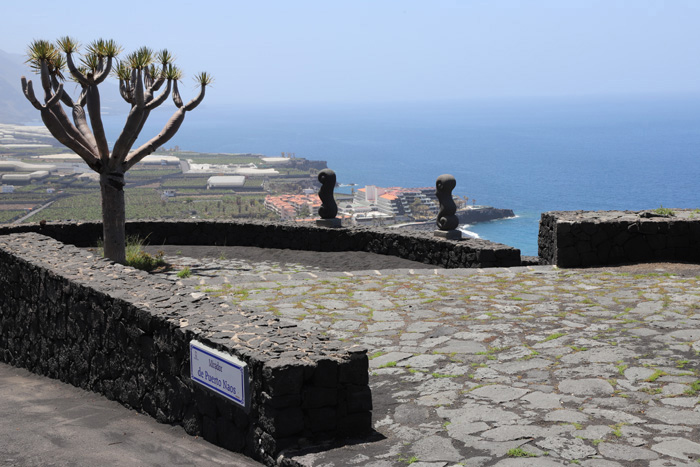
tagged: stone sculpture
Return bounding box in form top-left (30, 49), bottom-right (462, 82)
top-left (435, 174), bottom-right (462, 239)
top-left (316, 169), bottom-right (341, 227)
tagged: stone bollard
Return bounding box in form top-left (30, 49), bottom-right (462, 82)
top-left (434, 174), bottom-right (462, 240)
top-left (316, 168), bottom-right (342, 227)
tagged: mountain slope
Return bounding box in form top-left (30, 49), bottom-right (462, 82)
top-left (0, 49), bottom-right (36, 124)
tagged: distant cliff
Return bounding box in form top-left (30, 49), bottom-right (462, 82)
top-left (456, 207), bottom-right (515, 224)
top-left (289, 158), bottom-right (328, 171)
top-left (395, 206), bottom-right (515, 231)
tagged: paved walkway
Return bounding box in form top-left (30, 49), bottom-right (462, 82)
top-left (0, 363), bottom-right (262, 467)
top-left (158, 253), bottom-right (700, 467)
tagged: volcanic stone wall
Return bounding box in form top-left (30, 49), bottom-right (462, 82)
top-left (0, 219), bottom-right (522, 268)
top-left (0, 233), bottom-right (371, 466)
top-left (539, 210), bottom-right (700, 267)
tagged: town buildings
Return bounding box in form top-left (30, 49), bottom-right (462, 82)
top-left (349, 186), bottom-right (438, 223)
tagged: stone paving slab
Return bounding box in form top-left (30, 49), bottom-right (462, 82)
top-left (157, 254), bottom-right (700, 466)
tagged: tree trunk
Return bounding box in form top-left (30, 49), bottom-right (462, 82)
top-left (100, 171), bottom-right (126, 264)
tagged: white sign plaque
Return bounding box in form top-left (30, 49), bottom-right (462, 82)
top-left (190, 340), bottom-right (248, 409)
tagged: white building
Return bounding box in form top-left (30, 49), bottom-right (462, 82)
top-left (1, 171), bottom-right (50, 183)
top-left (207, 175), bottom-right (246, 189)
top-left (351, 186), bottom-right (437, 221)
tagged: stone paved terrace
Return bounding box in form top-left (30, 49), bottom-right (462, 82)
top-left (148, 248), bottom-right (700, 467)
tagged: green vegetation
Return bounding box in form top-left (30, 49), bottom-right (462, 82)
top-left (521, 349), bottom-right (540, 360)
top-left (126, 168), bottom-right (181, 179)
top-left (543, 332), bottom-right (566, 342)
top-left (0, 211), bottom-right (25, 223)
top-left (610, 423), bottom-right (625, 437)
top-left (645, 369), bottom-right (667, 382)
top-left (25, 188), bottom-right (274, 222)
top-left (653, 205), bottom-right (675, 216)
top-left (177, 267), bottom-right (192, 279)
top-left (507, 448), bottom-right (538, 458)
top-left (685, 380), bottom-right (700, 396)
top-left (123, 236), bottom-right (166, 272)
top-left (96, 235), bottom-right (166, 271)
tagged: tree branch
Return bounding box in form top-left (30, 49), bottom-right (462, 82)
top-left (85, 85), bottom-right (110, 163)
top-left (145, 79), bottom-right (172, 110)
top-left (39, 60), bottom-right (53, 102)
top-left (134, 69), bottom-right (145, 107)
top-left (172, 80), bottom-right (183, 108)
top-left (41, 106), bottom-right (101, 170)
top-left (183, 84), bottom-right (207, 111)
top-left (94, 56), bottom-right (114, 84)
top-left (111, 105), bottom-right (147, 165)
top-left (52, 74), bottom-right (75, 108)
top-left (119, 80), bottom-right (133, 104)
top-left (72, 104), bottom-right (98, 153)
top-left (124, 107), bottom-right (186, 170)
top-left (21, 78), bottom-right (44, 110)
top-left (52, 77), bottom-right (98, 152)
top-left (65, 52), bottom-right (89, 86)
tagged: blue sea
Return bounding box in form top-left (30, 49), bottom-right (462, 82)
top-left (102, 94), bottom-right (700, 256)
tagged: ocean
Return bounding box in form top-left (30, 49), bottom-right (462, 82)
top-left (102, 94), bottom-right (700, 256)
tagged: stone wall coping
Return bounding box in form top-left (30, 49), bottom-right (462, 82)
top-left (0, 218), bottom-right (523, 268)
top-left (538, 209), bottom-right (700, 268)
top-left (548, 209), bottom-right (699, 221)
top-left (0, 232), bottom-right (362, 364)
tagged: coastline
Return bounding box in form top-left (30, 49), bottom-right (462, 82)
top-left (393, 206), bottom-right (516, 232)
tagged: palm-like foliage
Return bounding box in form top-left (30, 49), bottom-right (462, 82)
top-left (21, 37), bottom-right (211, 263)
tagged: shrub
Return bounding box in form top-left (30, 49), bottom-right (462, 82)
top-left (99, 235), bottom-right (166, 272)
top-left (653, 205), bottom-right (675, 216)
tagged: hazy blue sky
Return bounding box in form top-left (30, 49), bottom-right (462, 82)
top-left (3, 0), bottom-right (700, 106)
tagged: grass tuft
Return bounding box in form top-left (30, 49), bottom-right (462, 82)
top-left (507, 448), bottom-right (538, 458)
top-left (653, 205), bottom-right (675, 216)
top-left (98, 235), bottom-right (167, 271)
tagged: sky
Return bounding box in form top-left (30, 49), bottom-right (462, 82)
top-left (2, 0), bottom-right (700, 107)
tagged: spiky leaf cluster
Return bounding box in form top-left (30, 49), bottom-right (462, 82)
top-left (166, 64), bottom-right (182, 81)
top-left (27, 37), bottom-right (124, 82)
top-left (26, 40), bottom-right (65, 80)
top-left (195, 72), bottom-right (214, 86)
top-left (125, 46), bottom-right (155, 69)
top-left (85, 39), bottom-right (121, 58)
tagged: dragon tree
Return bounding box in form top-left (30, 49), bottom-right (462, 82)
top-left (21, 38), bottom-right (212, 263)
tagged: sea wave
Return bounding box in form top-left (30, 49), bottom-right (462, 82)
top-left (458, 225), bottom-right (481, 239)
